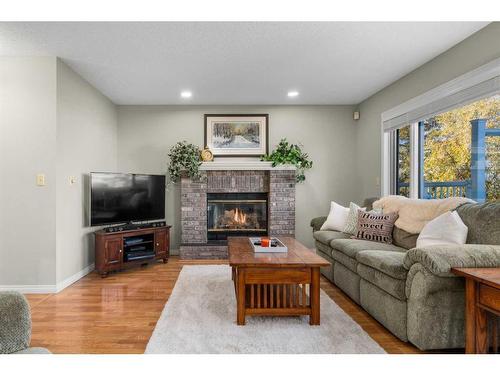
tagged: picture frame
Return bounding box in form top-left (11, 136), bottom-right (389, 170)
top-left (204, 114), bottom-right (269, 157)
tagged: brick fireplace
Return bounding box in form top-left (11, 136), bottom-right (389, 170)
top-left (180, 162), bottom-right (296, 259)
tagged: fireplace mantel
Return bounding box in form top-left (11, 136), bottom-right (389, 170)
top-left (200, 161), bottom-right (296, 171)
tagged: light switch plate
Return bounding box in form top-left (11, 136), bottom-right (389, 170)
top-left (69, 176), bottom-right (77, 185)
top-left (36, 174), bottom-right (46, 186)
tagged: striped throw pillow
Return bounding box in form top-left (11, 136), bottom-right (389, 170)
top-left (343, 202), bottom-right (365, 235)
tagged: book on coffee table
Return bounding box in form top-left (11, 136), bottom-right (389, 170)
top-left (249, 237), bottom-right (288, 253)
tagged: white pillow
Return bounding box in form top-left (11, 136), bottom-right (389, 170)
top-left (320, 201), bottom-right (350, 232)
top-left (416, 211), bottom-right (468, 248)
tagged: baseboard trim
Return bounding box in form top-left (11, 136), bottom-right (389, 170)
top-left (0, 263), bottom-right (95, 294)
top-left (56, 263), bottom-right (95, 293)
top-left (0, 285), bottom-right (57, 294)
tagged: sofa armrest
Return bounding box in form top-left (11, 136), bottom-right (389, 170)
top-left (403, 244), bottom-right (500, 277)
top-left (310, 216), bottom-right (327, 232)
top-left (0, 292), bottom-right (31, 354)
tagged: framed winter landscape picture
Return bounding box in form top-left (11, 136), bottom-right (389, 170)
top-left (204, 114), bottom-right (269, 157)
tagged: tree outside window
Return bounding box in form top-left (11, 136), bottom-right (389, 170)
top-left (396, 95), bottom-right (499, 201)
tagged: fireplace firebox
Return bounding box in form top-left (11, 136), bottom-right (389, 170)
top-left (207, 192), bottom-right (268, 241)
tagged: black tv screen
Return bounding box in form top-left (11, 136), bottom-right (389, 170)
top-left (90, 172), bottom-right (165, 226)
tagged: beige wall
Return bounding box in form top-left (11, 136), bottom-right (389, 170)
top-left (56, 60), bottom-right (118, 284)
top-left (355, 22), bottom-right (500, 202)
top-left (0, 58), bottom-right (118, 289)
top-left (0, 57), bottom-right (58, 287)
top-left (117, 105), bottom-right (358, 251)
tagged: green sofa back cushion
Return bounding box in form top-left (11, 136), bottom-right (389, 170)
top-left (392, 226), bottom-right (418, 249)
top-left (456, 202), bottom-right (500, 245)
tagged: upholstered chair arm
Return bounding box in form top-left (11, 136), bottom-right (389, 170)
top-left (403, 244), bottom-right (500, 277)
top-left (310, 216), bottom-right (327, 232)
top-left (0, 292), bottom-right (31, 354)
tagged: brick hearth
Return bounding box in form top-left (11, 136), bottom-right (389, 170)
top-left (180, 163), bottom-right (296, 259)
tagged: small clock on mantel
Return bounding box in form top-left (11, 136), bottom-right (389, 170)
top-left (200, 147), bottom-right (214, 162)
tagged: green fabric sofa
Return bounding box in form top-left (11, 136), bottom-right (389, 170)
top-left (311, 201), bottom-right (500, 351)
top-left (0, 291), bottom-right (50, 354)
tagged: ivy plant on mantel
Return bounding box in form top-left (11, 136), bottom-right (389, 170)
top-left (167, 141), bottom-right (202, 184)
top-left (261, 139), bottom-right (313, 182)
top-left (167, 139), bottom-right (313, 183)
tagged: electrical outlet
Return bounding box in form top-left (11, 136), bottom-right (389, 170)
top-left (36, 174), bottom-right (46, 186)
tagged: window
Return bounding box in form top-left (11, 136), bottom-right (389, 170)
top-left (396, 126), bottom-right (410, 197)
top-left (382, 59), bottom-right (500, 202)
top-left (391, 95), bottom-right (499, 202)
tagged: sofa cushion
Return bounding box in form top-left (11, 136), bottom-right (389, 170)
top-left (356, 250), bottom-right (408, 301)
top-left (330, 239), bottom-right (406, 259)
top-left (392, 226), bottom-right (418, 250)
top-left (455, 202), bottom-right (500, 245)
top-left (358, 264), bottom-right (407, 301)
top-left (315, 241), bottom-right (334, 260)
top-left (331, 248), bottom-right (358, 272)
top-left (356, 250), bottom-right (408, 280)
top-left (329, 239), bottom-right (406, 273)
top-left (313, 230), bottom-right (350, 246)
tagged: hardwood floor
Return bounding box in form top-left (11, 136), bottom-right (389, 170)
top-left (25, 257), bottom-right (422, 354)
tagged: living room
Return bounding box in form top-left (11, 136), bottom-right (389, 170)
top-left (1, 1), bottom-right (499, 373)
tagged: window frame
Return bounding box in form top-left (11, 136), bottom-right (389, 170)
top-left (381, 58), bottom-right (500, 199)
top-left (392, 123), bottom-right (420, 198)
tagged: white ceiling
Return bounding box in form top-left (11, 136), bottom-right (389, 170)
top-left (0, 22), bottom-right (489, 105)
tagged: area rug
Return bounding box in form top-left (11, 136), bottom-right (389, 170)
top-left (145, 265), bottom-right (385, 354)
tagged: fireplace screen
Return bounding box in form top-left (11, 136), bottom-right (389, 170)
top-left (207, 192), bottom-right (268, 241)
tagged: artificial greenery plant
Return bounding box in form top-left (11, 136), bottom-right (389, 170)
top-left (261, 139), bottom-right (313, 182)
top-left (167, 141), bottom-right (202, 183)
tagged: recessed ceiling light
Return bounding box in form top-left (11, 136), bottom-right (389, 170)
top-left (181, 91), bottom-right (192, 98)
top-left (287, 91), bottom-right (299, 98)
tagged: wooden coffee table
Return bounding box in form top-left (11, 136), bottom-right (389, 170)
top-left (228, 237), bottom-right (329, 325)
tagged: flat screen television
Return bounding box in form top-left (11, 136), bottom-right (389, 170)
top-left (90, 172), bottom-right (166, 226)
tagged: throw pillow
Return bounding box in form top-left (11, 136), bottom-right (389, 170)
top-left (342, 202), bottom-right (382, 234)
top-left (355, 211), bottom-right (398, 244)
top-left (343, 202), bottom-right (366, 235)
top-left (344, 205), bottom-right (384, 235)
top-left (416, 211), bottom-right (468, 248)
top-left (320, 201), bottom-right (350, 231)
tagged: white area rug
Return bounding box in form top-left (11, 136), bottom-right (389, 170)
top-left (145, 265), bottom-right (385, 354)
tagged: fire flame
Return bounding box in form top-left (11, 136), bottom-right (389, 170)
top-left (233, 208), bottom-right (247, 224)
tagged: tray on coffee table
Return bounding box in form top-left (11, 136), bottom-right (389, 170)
top-left (249, 237), bottom-right (288, 253)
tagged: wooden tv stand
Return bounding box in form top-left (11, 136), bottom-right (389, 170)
top-left (95, 225), bottom-right (171, 277)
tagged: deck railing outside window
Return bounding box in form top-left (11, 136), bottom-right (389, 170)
top-left (397, 180), bottom-right (471, 199)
